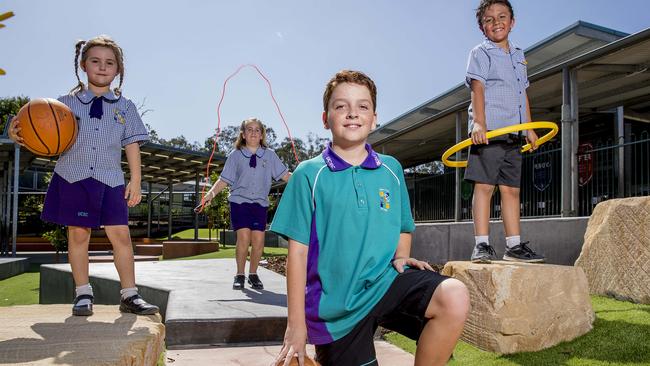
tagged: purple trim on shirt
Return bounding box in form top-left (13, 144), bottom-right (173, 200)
top-left (321, 143), bottom-right (382, 172)
top-left (305, 211), bottom-right (333, 345)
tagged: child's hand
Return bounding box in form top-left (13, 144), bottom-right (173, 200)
top-left (124, 182), bottom-right (142, 207)
top-left (471, 123), bottom-right (488, 145)
top-left (193, 192), bottom-right (214, 213)
top-left (526, 129), bottom-right (539, 151)
top-left (273, 325), bottom-right (308, 366)
top-left (7, 118), bottom-right (25, 146)
top-left (392, 257), bottom-right (435, 273)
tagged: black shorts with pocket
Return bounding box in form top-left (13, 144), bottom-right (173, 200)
top-left (315, 269), bottom-right (450, 366)
top-left (464, 135), bottom-right (523, 188)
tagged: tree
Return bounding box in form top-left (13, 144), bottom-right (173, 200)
top-left (0, 96), bottom-right (29, 133)
top-left (202, 171), bottom-right (230, 245)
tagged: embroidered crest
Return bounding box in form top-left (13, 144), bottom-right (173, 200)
top-left (113, 108), bottom-right (126, 124)
top-left (379, 189), bottom-right (391, 211)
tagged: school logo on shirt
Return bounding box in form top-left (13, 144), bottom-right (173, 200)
top-left (113, 108), bottom-right (126, 124)
top-left (379, 189), bottom-right (391, 211)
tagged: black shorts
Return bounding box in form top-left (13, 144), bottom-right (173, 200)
top-left (464, 136), bottom-right (522, 187)
top-left (315, 269), bottom-right (450, 366)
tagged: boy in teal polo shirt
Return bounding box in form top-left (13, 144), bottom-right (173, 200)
top-left (271, 70), bottom-right (469, 366)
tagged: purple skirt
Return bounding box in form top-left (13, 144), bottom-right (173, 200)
top-left (229, 201), bottom-right (267, 231)
top-left (41, 173), bottom-right (128, 229)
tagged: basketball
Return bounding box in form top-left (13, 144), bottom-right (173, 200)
top-left (15, 98), bottom-right (78, 157)
top-left (276, 356), bottom-right (319, 366)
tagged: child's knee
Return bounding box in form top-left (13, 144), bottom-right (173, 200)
top-left (427, 278), bottom-right (470, 320)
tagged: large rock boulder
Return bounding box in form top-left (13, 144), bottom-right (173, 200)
top-left (442, 261), bottom-right (594, 354)
top-left (575, 196), bottom-right (650, 304)
top-left (0, 305), bottom-right (164, 365)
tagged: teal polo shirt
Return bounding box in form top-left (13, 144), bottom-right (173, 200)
top-left (270, 143), bottom-right (415, 345)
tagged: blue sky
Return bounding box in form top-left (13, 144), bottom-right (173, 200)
top-left (1, 1), bottom-right (648, 145)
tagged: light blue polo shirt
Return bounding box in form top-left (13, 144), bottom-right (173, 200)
top-left (270, 143), bottom-right (415, 345)
top-left (220, 146), bottom-right (288, 207)
top-left (55, 90), bottom-right (149, 187)
top-left (465, 39), bottom-right (530, 135)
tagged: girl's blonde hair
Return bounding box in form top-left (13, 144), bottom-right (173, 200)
top-left (70, 35), bottom-right (125, 95)
top-left (234, 118), bottom-right (268, 150)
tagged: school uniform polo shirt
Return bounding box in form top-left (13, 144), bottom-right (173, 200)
top-left (465, 39), bottom-right (530, 135)
top-left (55, 90), bottom-right (149, 187)
top-left (219, 147), bottom-right (288, 207)
top-left (270, 144), bottom-right (415, 344)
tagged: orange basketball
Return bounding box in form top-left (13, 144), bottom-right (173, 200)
top-left (16, 98), bottom-right (78, 157)
top-left (276, 355), bottom-right (320, 366)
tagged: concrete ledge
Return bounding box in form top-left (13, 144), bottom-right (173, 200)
top-left (40, 259), bottom-right (287, 348)
top-left (0, 258), bottom-right (29, 280)
top-left (0, 305), bottom-right (164, 366)
top-left (413, 217), bottom-right (589, 265)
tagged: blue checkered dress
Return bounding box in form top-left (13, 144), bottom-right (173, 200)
top-left (54, 89), bottom-right (149, 187)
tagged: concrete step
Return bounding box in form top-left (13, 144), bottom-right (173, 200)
top-left (40, 259), bottom-right (287, 347)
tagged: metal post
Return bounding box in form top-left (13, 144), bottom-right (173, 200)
top-left (194, 171), bottom-right (199, 240)
top-left (561, 67), bottom-right (574, 217)
top-left (569, 68), bottom-right (580, 215)
top-left (146, 181), bottom-right (152, 238)
top-left (168, 181), bottom-right (173, 240)
top-left (11, 145), bottom-right (20, 257)
top-left (1, 164), bottom-right (7, 256)
top-left (454, 111), bottom-right (462, 222)
top-left (615, 106), bottom-right (625, 198)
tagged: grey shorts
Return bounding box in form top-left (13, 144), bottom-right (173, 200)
top-left (464, 138), bottom-right (522, 187)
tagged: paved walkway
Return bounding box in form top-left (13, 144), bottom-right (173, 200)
top-left (165, 341), bottom-right (415, 366)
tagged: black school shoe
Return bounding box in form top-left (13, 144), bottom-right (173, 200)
top-left (72, 294), bottom-right (94, 316)
top-left (119, 294), bottom-right (160, 315)
top-left (247, 274), bottom-right (264, 290)
top-left (503, 242), bottom-right (545, 263)
top-left (471, 242), bottom-right (497, 263)
top-left (233, 274), bottom-right (246, 290)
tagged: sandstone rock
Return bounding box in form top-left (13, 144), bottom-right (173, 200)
top-left (0, 305), bottom-right (165, 366)
top-left (575, 196), bottom-right (650, 304)
top-left (442, 261), bottom-right (594, 354)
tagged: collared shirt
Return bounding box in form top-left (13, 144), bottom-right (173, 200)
top-left (219, 146), bottom-right (288, 207)
top-left (270, 143), bottom-right (415, 345)
top-left (54, 89), bottom-right (149, 187)
top-left (465, 39), bottom-right (530, 135)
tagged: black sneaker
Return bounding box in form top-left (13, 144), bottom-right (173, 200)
top-left (471, 242), bottom-right (497, 263)
top-left (247, 274), bottom-right (264, 290)
top-left (72, 294), bottom-right (94, 316)
top-left (119, 294), bottom-right (159, 315)
top-left (503, 242), bottom-right (545, 263)
top-left (233, 274), bottom-right (246, 290)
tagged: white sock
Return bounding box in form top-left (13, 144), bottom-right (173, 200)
top-left (120, 287), bottom-right (138, 300)
top-left (475, 236), bottom-right (489, 246)
top-left (75, 284), bottom-right (93, 306)
top-left (506, 235), bottom-right (521, 249)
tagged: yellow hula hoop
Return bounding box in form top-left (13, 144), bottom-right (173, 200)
top-left (441, 121), bottom-right (559, 168)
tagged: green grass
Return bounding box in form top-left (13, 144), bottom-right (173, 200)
top-left (385, 295), bottom-right (650, 365)
top-left (167, 244), bottom-right (287, 260)
top-left (0, 269), bottom-right (40, 307)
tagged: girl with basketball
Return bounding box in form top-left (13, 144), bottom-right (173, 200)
top-left (196, 118), bottom-right (290, 290)
top-left (8, 35), bottom-right (159, 316)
